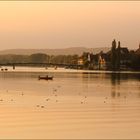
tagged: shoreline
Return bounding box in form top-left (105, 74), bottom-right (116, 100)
top-left (0, 66), bottom-right (140, 74)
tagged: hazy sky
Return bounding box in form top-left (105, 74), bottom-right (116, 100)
top-left (0, 1), bottom-right (140, 50)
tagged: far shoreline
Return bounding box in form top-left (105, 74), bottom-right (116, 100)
top-left (0, 66), bottom-right (140, 74)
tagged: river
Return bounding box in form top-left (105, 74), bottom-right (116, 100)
top-left (0, 66), bottom-right (140, 139)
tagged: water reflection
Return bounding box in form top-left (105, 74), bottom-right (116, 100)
top-left (111, 73), bottom-right (120, 86)
top-left (111, 73), bottom-right (120, 98)
top-left (110, 72), bottom-right (140, 99)
top-left (0, 71), bottom-right (140, 98)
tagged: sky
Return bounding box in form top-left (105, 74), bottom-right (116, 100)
top-left (0, 1), bottom-right (140, 50)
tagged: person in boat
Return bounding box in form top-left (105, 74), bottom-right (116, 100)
top-left (38, 75), bottom-right (53, 80)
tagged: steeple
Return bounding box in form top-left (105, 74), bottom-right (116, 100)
top-left (118, 41), bottom-right (121, 48)
top-left (112, 39), bottom-right (116, 49)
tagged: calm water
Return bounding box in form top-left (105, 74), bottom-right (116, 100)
top-left (0, 67), bottom-right (140, 139)
top-left (0, 70), bottom-right (140, 98)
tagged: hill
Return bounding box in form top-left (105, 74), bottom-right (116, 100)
top-left (0, 47), bottom-right (110, 56)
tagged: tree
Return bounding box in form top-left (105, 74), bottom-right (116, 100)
top-left (29, 53), bottom-right (48, 63)
top-left (82, 52), bottom-right (89, 69)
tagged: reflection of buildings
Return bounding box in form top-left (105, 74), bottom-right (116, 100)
top-left (110, 73), bottom-right (140, 98)
top-left (111, 90), bottom-right (120, 98)
top-left (111, 73), bottom-right (120, 85)
top-left (111, 73), bottom-right (121, 98)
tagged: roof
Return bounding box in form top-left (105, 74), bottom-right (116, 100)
top-left (135, 47), bottom-right (140, 55)
top-left (120, 47), bottom-right (129, 54)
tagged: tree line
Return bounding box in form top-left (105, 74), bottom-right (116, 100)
top-left (0, 53), bottom-right (79, 65)
top-left (0, 39), bottom-right (140, 70)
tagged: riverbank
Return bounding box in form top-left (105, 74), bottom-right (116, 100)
top-left (1, 66), bottom-right (140, 74)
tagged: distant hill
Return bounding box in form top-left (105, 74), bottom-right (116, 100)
top-left (0, 47), bottom-right (110, 56)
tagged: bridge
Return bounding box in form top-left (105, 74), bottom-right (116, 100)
top-left (0, 62), bottom-right (83, 69)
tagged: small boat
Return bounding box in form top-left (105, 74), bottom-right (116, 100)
top-left (38, 75), bottom-right (53, 80)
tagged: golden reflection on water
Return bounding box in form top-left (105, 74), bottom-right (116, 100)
top-left (0, 70), bottom-right (140, 139)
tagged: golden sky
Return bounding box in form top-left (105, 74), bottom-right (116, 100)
top-left (0, 1), bottom-right (140, 50)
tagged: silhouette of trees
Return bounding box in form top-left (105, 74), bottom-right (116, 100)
top-left (29, 53), bottom-right (49, 63)
top-left (0, 55), bottom-right (29, 63)
top-left (0, 53), bottom-right (79, 66)
top-left (81, 52), bottom-right (89, 69)
top-left (1, 40), bottom-right (140, 71)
